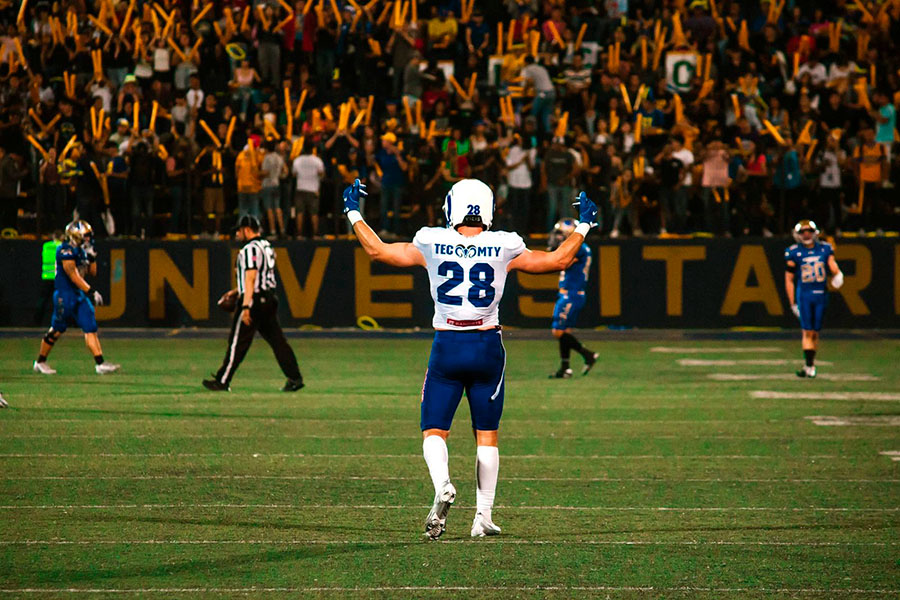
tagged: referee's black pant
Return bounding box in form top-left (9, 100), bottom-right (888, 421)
top-left (214, 294), bottom-right (302, 386)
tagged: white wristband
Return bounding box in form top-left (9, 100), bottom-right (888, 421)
top-left (574, 222), bottom-right (591, 237)
top-left (346, 210), bottom-right (363, 226)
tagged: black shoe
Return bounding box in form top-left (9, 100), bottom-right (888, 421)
top-left (582, 352), bottom-right (599, 376)
top-left (549, 367), bottom-right (573, 379)
top-left (796, 366), bottom-right (816, 378)
top-left (202, 378), bottom-right (230, 391)
top-left (281, 378), bottom-right (305, 392)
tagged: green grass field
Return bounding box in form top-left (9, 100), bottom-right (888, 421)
top-left (1, 333), bottom-right (898, 599)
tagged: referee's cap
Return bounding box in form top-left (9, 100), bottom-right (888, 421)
top-left (234, 215), bottom-right (261, 233)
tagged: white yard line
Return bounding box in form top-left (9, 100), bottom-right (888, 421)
top-left (0, 418), bottom-right (781, 424)
top-left (878, 451), bottom-right (900, 462)
top-left (805, 415), bottom-right (900, 427)
top-left (709, 373), bottom-right (879, 381)
top-left (0, 540), bottom-right (894, 547)
top-left (0, 434), bottom-right (851, 439)
top-left (0, 504), bottom-right (895, 512)
top-left (753, 391), bottom-right (900, 401)
top-left (0, 453), bottom-right (842, 459)
top-left (0, 587), bottom-right (896, 595)
top-left (5, 434), bottom-right (885, 440)
top-left (5, 475), bottom-right (894, 483)
top-left (651, 347), bottom-right (784, 353)
top-left (678, 359), bottom-right (834, 366)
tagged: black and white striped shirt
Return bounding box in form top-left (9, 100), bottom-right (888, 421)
top-left (236, 238), bottom-right (277, 295)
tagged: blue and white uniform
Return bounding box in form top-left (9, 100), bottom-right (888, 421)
top-left (552, 243), bottom-right (591, 331)
top-left (412, 226), bottom-right (527, 432)
top-left (51, 242), bottom-right (98, 334)
top-left (785, 241), bottom-right (833, 332)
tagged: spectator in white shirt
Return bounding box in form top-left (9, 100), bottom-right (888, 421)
top-left (827, 55), bottom-right (857, 84)
top-left (522, 55), bottom-right (556, 134)
top-left (261, 141), bottom-right (287, 238)
top-left (796, 57), bottom-right (827, 86)
top-left (291, 149), bottom-right (325, 238)
top-left (504, 135), bottom-right (536, 232)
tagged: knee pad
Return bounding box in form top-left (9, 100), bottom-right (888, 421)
top-left (43, 330), bottom-right (60, 345)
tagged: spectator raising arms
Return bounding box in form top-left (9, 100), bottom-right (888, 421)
top-left (3, 0), bottom-right (899, 239)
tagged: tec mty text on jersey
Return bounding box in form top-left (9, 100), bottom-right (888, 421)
top-left (432, 244), bottom-right (503, 259)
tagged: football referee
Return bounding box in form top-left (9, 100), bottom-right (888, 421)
top-left (203, 216), bottom-right (304, 392)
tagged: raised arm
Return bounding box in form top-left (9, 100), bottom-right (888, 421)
top-left (508, 192), bottom-right (598, 274)
top-left (343, 179), bottom-right (425, 268)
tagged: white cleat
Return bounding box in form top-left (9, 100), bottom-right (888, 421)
top-left (95, 362), bottom-right (121, 375)
top-left (0, 393), bottom-right (8, 408)
top-left (471, 512), bottom-right (502, 537)
top-left (33, 361), bottom-right (56, 375)
top-left (796, 365), bottom-right (817, 379)
top-left (423, 481), bottom-right (456, 540)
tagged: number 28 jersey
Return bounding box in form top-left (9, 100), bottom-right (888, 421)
top-left (784, 241), bottom-right (834, 297)
top-left (413, 227), bottom-right (527, 330)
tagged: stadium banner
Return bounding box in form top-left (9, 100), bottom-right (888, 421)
top-left (1, 239), bottom-right (898, 329)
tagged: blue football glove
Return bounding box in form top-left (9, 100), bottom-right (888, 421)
top-left (342, 178), bottom-right (368, 215)
top-left (573, 191), bottom-right (599, 228)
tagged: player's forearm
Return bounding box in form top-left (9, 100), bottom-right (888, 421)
top-left (515, 233), bottom-right (586, 274)
top-left (552, 232), bottom-right (586, 269)
top-left (784, 274), bottom-right (795, 305)
top-left (63, 262), bottom-right (91, 292)
top-left (243, 271), bottom-right (256, 307)
top-left (352, 220), bottom-right (389, 260)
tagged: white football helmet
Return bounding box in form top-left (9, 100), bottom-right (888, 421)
top-left (443, 179), bottom-right (494, 230)
top-left (792, 219), bottom-right (819, 244)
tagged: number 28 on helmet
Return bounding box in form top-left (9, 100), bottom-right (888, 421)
top-left (443, 179), bottom-right (495, 230)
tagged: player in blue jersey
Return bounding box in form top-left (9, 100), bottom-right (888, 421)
top-left (33, 220), bottom-right (120, 375)
top-left (783, 220), bottom-right (844, 378)
top-left (547, 218), bottom-right (598, 378)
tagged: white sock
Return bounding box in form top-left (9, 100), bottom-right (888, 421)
top-left (475, 445), bottom-right (499, 521)
top-left (422, 435), bottom-right (450, 494)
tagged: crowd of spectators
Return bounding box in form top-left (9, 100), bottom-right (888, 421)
top-left (1, 0), bottom-right (899, 240)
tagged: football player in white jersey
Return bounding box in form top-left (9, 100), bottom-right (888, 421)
top-left (343, 178), bottom-right (598, 540)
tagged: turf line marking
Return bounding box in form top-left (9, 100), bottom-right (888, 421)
top-left (879, 451), bottom-right (900, 462)
top-left (5, 433), bottom-right (887, 440)
top-left (678, 359), bottom-right (834, 366)
top-left (0, 587), bottom-right (896, 595)
top-left (709, 373), bottom-right (879, 381)
top-left (6, 475), bottom-right (895, 483)
top-left (651, 346), bottom-right (784, 353)
top-left (0, 453), bottom-right (843, 459)
top-left (1, 504), bottom-right (895, 512)
top-left (1, 418), bottom-right (782, 424)
top-left (805, 415), bottom-right (900, 427)
top-left (753, 391), bottom-right (900, 402)
top-left (1, 540), bottom-right (895, 547)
